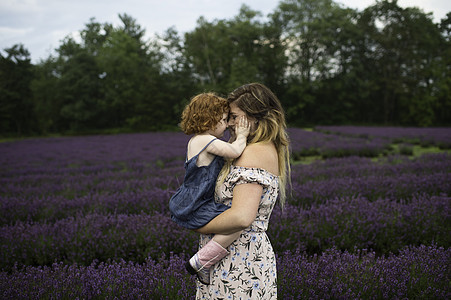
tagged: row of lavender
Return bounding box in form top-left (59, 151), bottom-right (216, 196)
top-left (290, 126), bottom-right (451, 158)
top-left (1, 245), bottom-right (448, 299)
top-left (2, 153), bottom-right (449, 225)
top-left (1, 155), bottom-right (449, 267)
top-left (2, 126), bottom-right (446, 173)
top-left (1, 193), bottom-right (449, 272)
top-left (315, 125), bottom-right (451, 149)
top-left (1, 128), bottom-right (450, 298)
top-left (0, 126), bottom-right (447, 172)
top-left (288, 128), bottom-right (393, 158)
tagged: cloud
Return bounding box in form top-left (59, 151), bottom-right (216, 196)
top-left (398, 0), bottom-right (450, 20)
top-left (1, 0), bottom-right (449, 63)
top-left (0, 0), bottom-right (40, 13)
top-left (0, 26), bottom-right (34, 37)
top-left (337, 0), bottom-right (450, 21)
top-left (0, 26), bottom-right (35, 51)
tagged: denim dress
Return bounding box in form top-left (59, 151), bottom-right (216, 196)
top-left (169, 138), bottom-right (230, 229)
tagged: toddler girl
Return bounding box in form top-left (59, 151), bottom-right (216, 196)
top-left (169, 92), bottom-right (250, 285)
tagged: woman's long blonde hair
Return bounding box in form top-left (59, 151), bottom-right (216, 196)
top-left (216, 83), bottom-right (291, 208)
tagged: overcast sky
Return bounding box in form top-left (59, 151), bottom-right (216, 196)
top-left (1, 0), bottom-right (450, 63)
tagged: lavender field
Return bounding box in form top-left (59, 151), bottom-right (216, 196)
top-left (1, 127), bottom-right (450, 299)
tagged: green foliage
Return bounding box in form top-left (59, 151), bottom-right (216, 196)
top-left (183, 5), bottom-right (285, 94)
top-left (1, 1), bottom-right (450, 136)
top-left (398, 144), bottom-right (414, 155)
top-left (0, 44), bottom-right (37, 136)
top-left (356, 0), bottom-right (444, 125)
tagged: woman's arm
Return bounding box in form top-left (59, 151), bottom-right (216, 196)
top-left (195, 182), bottom-right (262, 234)
top-left (196, 143), bottom-right (278, 235)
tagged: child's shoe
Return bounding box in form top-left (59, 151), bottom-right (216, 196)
top-left (185, 240), bottom-right (229, 285)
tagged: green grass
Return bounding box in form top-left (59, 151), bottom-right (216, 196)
top-left (294, 143), bottom-right (451, 165)
top-left (411, 145), bottom-right (445, 156)
top-left (291, 155), bottom-right (322, 165)
top-left (386, 144), bottom-right (448, 158)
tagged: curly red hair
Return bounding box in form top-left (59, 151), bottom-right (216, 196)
top-left (180, 93), bottom-right (229, 135)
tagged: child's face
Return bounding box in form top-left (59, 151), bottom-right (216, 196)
top-left (210, 113), bottom-right (228, 138)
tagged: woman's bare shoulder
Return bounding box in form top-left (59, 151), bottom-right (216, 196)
top-left (235, 142), bottom-right (279, 175)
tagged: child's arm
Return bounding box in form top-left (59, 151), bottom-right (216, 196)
top-left (212, 231), bottom-right (242, 248)
top-left (208, 116), bottom-right (250, 158)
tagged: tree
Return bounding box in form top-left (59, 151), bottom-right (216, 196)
top-left (275, 0), bottom-right (344, 82)
top-left (97, 14), bottom-right (167, 130)
top-left (274, 0), bottom-right (356, 125)
top-left (184, 5), bottom-right (287, 95)
top-left (157, 27), bottom-right (197, 127)
top-left (31, 56), bottom-right (62, 133)
top-left (55, 36), bottom-right (104, 131)
top-left (184, 16), bottom-right (234, 93)
top-left (32, 14), bottom-right (170, 132)
top-left (358, 0), bottom-right (443, 126)
top-left (0, 44), bottom-right (36, 135)
top-left (434, 12), bottom-right (451, 125)
top-left (6, 3), bottom-right (450, 136)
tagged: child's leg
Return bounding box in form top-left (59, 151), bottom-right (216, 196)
top-left (186, 231), bottom-right (242, 285)
top-left (211, 231), bottom-right (242, 249)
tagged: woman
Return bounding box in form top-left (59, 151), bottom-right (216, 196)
top-left (167, 92), bottom-right (250, 285)
top-left (195, 83), bottom-right (291, 299)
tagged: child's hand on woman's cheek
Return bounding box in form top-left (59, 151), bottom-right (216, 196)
top-left (236, 116), bottom-right (250, 138)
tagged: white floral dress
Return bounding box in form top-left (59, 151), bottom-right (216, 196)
top-left (196, 166), bottom-right (279, 300)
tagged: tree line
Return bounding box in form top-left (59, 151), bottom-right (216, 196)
top-left (1, 0), bottom-right (450, 136)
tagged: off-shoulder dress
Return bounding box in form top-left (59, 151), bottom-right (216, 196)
top-left (196, 165), bottom-right (279, 300)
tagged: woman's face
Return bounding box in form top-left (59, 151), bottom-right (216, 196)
top-left (228, 102), bottom-right (256, 132)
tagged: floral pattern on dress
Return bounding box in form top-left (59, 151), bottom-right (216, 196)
top-left (196, 166), bottom-right (279, 300)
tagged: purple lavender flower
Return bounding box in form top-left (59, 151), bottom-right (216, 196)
top-left (0, 129), bottom-right (449, 298)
